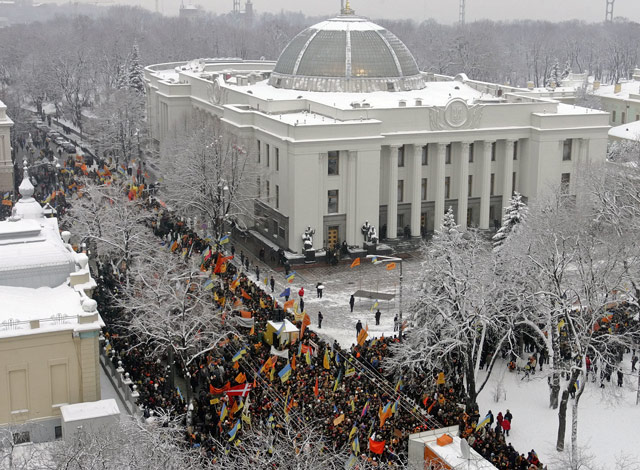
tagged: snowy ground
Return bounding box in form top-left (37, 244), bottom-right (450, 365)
top-left (232, 245), bottom-right (640, 469)
top-left (476, 358), bottom-right (640, 469)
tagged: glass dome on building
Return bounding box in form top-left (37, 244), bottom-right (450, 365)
top-left (268, 4), bottom-right (426, 93)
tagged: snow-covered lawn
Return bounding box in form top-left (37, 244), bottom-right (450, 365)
top-left (477, 358), bottom-right (640, 469)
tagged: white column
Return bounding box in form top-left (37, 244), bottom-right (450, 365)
top-left (457, 142), bottom-right (470, 231)
top-left (479, 141), bottom-right (493, 230)
top-left (386, 145), bottom-right (399, 239)
top-left (502, 140), bottom-right (515, 219)
top-left (346, 150), bottom-right (358, 244)
top-left (409, 144), bottom-right (422, 237)
top-left (434, 143), bottom-right (446, 231)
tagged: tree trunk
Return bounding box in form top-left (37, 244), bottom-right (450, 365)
top-left (556, 389), bottom-right (569, 451)
top-left (550, 371), bottom-right (560, 409)
top-left (570, 396), bottom-right (579, 469)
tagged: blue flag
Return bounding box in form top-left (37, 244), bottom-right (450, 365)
top-left (227, 419), bottom-right (241, 441)
top-left (279, 288), bottom-right (291, 298)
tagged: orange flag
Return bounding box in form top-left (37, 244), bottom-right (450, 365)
top-left (314, 377), bottom-right (319, 397)
top-left (291, 353), bottom-right (296, 370)
top-left (235, 372), bottom-right (246, 383)
top-left (386, 262), bottom-right (397, 271)
top-left (350, 258), bottom-right (361, 268)
top-left (239, 310), bottom-right (253, 319)
top-left (241, 288), bottom-right (251, 300)
top-left (300, 313), bottom-right (311, 338)
top-left (283, 299), bottom-right (295, 311)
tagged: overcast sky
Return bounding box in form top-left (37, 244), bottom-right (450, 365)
top-left (146, 0), bottom-right (639, 23)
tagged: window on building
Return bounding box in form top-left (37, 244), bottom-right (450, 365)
top-left (468, 143), bottom-right (474, 163)
top-left (563, 139), bottom-right (572, 161)
top-left (266, 144), bottom-right (270, 167)
top-left (275, 185), bottom-right (279, 209)
top-left (257, 177), bottom-right (261, 198)
top-left (275, 148), bottom-right (280, 171)
top-left (561, 173), bottom-right (571, 193)
top-left (445, 176), bottom-right (451, 199)
top-left (278, 226), bottom-right (286, 239)
top-left (612, 110), bottom-right (616, 123)
top-left (55, 426), bottom-right (63, 440)
top-left (328, 190), bottom-right (339, 214)
top-left (397, 214), bottom-right (405, 231)
top-left (468, 175), bottom-right (473, 197)
top-left (445, 144), bottom-right (452, 164)
top-left (397, 180), bottom-right (404, 202)
top-left (513, 141), bottom-right (518, 160)
top-left (491, 142), bottom-right (496, 161)
top-left (328, 151), bottom-right (339, 175)
top-left (398, 146), bottom-right (405, 167)
top-left (421, 178), bottom-right (428, 200)
top-left (512, 172), bottom-right (517, 194)
top-left (636, 114), bottom-right (639, 121)
top-left (272, 219), bottom-right (278, 235)
top-left (257, 139), bottom-right (261, 163)
top-left (13, 432), bottom-right (30, 445)
top-left (266, 180), bottom-right (270, 200)
top-left (422, 146), bottom-right (429, 165)
top-left (490, 173), bottom-right (495, 196)
top-left (622, 112), bottom-right (626, 124)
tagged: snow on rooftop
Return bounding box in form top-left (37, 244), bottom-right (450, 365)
top-left (0, 284), bottom-right (87, 320)
top-left (267, 319), bottom-right (299, 333)
top-left (609, 120), bottom-right (640, 141)
top-left (425, 436), bottom-right (498, 469)
top-left (594, 80), bottom-right (640, 99)
top-left (61, 399), bottom-right (120, 422)
top-left (0, 217), bottom-right (76, 287)
top-left (555, 103), bottom-right (605, 115)
top-left (310, 18), bottom-right (385, 32)
top-left (230, 79), bottom-right (483, 109)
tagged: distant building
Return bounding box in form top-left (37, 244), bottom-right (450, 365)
top-left (592, 71), bottom-right (640, 127)
top-left (0, 172), bottom-right (101, 443)
top-left (0, 100), bottom-right (13, 194)
top-left (179, 1), bottom-right (202, 19)
top-left (145, 7), bottom-right (609, 253)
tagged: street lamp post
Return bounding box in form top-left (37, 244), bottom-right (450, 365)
top-left (366, 254), bottom-right (404, 342)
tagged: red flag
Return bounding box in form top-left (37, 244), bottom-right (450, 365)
top-left (214, 255), bottom-right (233, 274)
top-left (314, 377), bottom-right (319, 397)
top-left (369, 438), bottom-right (385, 454)
top-left (226, 383), bottom-right (253, 397)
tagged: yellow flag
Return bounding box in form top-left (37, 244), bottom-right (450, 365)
top-left (323, 349), bottom-right (331, 370)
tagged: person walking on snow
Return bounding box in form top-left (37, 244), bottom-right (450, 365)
top-left (375, 309), bottom-right (381, 326)
top-left (270, 276), bottom-right (275, 293)
top-left (349, 294), bottom-right (355, 313)
top-left (355, 320), bottom-right (362, 337)
top-left (316, 282), bottom-right (324, 298)
top-left (318, 311), bottom-right (323, 329)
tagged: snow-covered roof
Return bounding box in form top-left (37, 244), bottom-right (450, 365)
top-left (425, 435), bottom-right (498, 469)
top-left (609, 120), bottom-right (640, 141)
top-left (61, 399), bottom-right (120, 422)
top-left (229, 78), bottom-right (483, 110)
top-left (268, 319), bottom-right (299, 333)
top-left (0, 216), bottom-right (77, 288)
top-left (0, 283), bottom-right (101, 338)
top-left (594, 80), bottom-right (640, 101)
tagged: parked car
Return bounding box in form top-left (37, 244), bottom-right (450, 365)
top-left (63, 143), bottom-right (76, 154)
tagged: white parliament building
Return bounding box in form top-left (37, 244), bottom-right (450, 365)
top-left (145, 4), bottom-right (609, 254)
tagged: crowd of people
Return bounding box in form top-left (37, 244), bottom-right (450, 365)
top-left (7, 121), bottom-right (548, 469)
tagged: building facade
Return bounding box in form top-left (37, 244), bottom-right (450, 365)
top-left (0, 99), bottom-right (14, 194)
top-left (145, 8), bottom-right (610, 253)
top-left (0, 172), bottom-right (101, 443)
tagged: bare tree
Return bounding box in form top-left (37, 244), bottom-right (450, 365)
top-left (64, 179), bottom-right (152, 280)
top-left (386, 208), bottom-right (515, 411)
top-left (118, 247), bottom-right (230, 401)
top-left (159, 114), bottom-right (258, 247)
